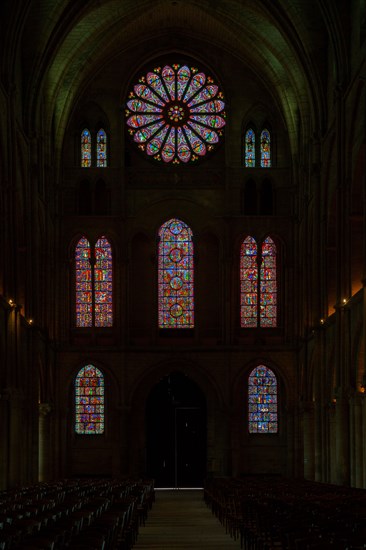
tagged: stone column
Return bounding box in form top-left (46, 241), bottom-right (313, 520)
top-left (302, 401), bottom-right (315, 480)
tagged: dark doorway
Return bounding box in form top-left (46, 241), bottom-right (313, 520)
top-left (146, 372), bottom-right (207, 488)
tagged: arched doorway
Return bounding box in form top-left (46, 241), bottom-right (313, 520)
top-left (146, 372), bottom-right (207, 488)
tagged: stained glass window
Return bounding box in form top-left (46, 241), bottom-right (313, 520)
top-left (158, 218), bottom-right (194, 328)
top-left (125, 63), bottom-right (226, 164)
top-left (75, 365), bottom-right (105, 434)
top-left (260, 129), bottom-right (271, 168)
top-left (240, 236), bottom-right (277, 327)
top-left (81, 129), bottom-right (92, 168)
top-left (240, 237), bottom-right (258, 327)
top-left (248, 365), bottom-right (278, 433)
top-left (94, 237), bottom-right (113, 327)
top-left (260, 237), bottom-right (277, 327)
top-left (76, 237), bottom-right (92, 327)
top-left (245, 129), bottom-right (255, 167)
top-left (97, 129), bottom-right (107, 167)
top-left (75, 236), bottom-right (113, 327)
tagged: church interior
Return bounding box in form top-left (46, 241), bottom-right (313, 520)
top-left (1, 0), bottom-right (366, 507)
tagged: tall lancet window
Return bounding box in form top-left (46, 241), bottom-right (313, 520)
top-left (75, 365), bottom-right (105, 434)
top-left (158, 218), bottom-right (194, 328)
top-left (81, 129), bottom-right (92, 167)
top-left (75, 236), bottom-right (113, 327)
top-left (244, 128), bottom-right (255, 167)
top-left (260, 237), bottom-right (277, 327)
top-left (240, 236), bottom-right (277, 327)
top-left (240, 236), bottom-right (258, 327)
top-left (260, 129), bottom-right (271, 167)
top-left (96, 129), bottom-right (107, 167)
top-left (248, 365), bottom-right (278, 433)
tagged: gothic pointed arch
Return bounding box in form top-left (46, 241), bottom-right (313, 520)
top-left (248, 365), bottom-right (278, 433)
top-left (75, 364), bottom-right (105, 434)
top-left (81, 128), bottom-right (92, 167)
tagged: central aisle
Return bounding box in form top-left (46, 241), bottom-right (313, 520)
top-left (134, 489), bottom-right (241, 549)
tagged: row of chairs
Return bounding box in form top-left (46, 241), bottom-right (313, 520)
top-left (0, 477), bottom-right (155, 550)
top-left (204, 476), bottom-right (366, 549)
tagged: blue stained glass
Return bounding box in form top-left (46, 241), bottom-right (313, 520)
top-left (75, 365), bottom-right (104, 434)
top-left (248, 366), bottom-right (278, 433)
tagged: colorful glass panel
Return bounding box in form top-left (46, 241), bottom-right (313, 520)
top-left (76, 237), bottom-right (92, 327)
top-left (94, 237), bottom-right (113, 327)
top-left (126, 63), bottom-right (226, 164)
top-left (248, 365), bottom-right (278, 433)
top-left (260, 237), bottom-right (277, 327)
top-left (260, 129), bottom-right (271, 168)
top-left (81, 129), bottom-right (92, 168)
top-left (97, 129), bottom-right (107, 167)
top-left (240, 237), bottom-right (258, 327)
top-left (158, 219), bottom-right (194, 328)
top-left (245, 129), bottom-right (255, 167)
top-left (75, 365), bottom-right (105, 434)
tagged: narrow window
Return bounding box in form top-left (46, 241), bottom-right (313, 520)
top-left (158, 218), bottom-right (194, 328)
top-left (81, 129), bottom-right (92, 168)
top-left (260, 237), bottom-right (277, 327)
top-left (260, 129), bottom-right (271, 168)
top-left (240, 236), bottom-right (258, 327)
top-left (97, 129), bottom-right (107, 167)
top-left (245, 128), bottom-right (256, 167)
top-left (248, 365), bottom-right (278, 433)
top-left (76, 237), bottom-right (92, 327)
top-left (75, 365), bottom-right (105, 434)
top-left (94, 237), bottom-right (113, 327)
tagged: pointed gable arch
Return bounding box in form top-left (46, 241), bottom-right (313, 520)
top-left (158, 218), bottom-right (194, 328)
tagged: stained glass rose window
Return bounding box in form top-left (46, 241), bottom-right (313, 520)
top-left (125, 63), bottom-right (226, 164)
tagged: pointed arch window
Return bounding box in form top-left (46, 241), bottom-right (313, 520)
top-left (260, 129), bottom-right (271, 168)
top-left (248, 365), bottom-right (278, 433)
top-left (244, 128), bottom-right (256, 167)
top-left (81, 129), bottom-right (92, 168)
top-left (75, 236), bottom-right (113, 327)
top-left (75, 365), bottom-right (105, 434)
top-left (158, 218), bottom-right (194, 328)
top-left (96, 129), bottom-right (107, 167)
top-left (240, 236), bottom-right (277, 327)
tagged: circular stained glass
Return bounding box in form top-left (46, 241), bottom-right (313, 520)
top-left (125, 63), bottom-right (226, 164)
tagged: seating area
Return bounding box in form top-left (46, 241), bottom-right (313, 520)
top-left (0, 477), bottom-right (155, 550)
top-left (204, 476), bottom-right (366, 549)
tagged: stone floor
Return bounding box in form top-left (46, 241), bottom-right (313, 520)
top-left (134, 489), bottom-right (241, 549)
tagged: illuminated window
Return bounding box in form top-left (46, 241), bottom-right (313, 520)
top-left (158, 218), bottom-right (194, 328)
top-left (260, 129), bottom-right (271, 168)
top-left (125, 63), bottom-right (226, 164)
top-left (248, 365), bottom-right (278, 433)
top-left (240, 236), bottom-right (277, 327)
top-left (75, 365), bottom-right (104, 434)
top-left (244, 128), bottom-right (255, 167)
top-left (75, 236), bottom-right (113, 327)
top-left (81, 129), bottom-right (92, 167)
top-left (96, 129), bottom-right (107, 167)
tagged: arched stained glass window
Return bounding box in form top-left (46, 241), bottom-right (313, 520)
top-left (96, 129), bottom-right (107, 167)
top-left (76, 237), bottom-right (92, 327)
top-left (95, 237), bottom-right (113, 327)
top-left (158, 218), bottom-right (194, 328)
top-left (240, 236), bottom-right (258, 327)
top-left (240, 236), bottom-right (277, 327)
top-left (75, 236), bottom-right (113, 327)
top-left (125, 63), bottom-right (226, 164)
top-left (248, 365), bottom-right (278, 433)
top-left (81, 129), bottom-right (92, 168)
top-left (260, 129), bottom-right (271, 168)
top-left (260, 237), bottom-right (277, 327)
top-left (245, 129), bottom-right (255, 167)
top-left (75, 365), bottom-right (105, 434)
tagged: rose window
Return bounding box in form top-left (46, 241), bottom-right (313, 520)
top-left (125, 63), bottom-right (226, 164)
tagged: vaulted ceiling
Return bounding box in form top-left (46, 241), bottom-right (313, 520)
top-left (1, 0), bottom-right (348, 157)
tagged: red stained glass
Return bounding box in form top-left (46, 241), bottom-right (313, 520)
top-left (75, 365), bottom-right (104, 434)
top-left (81, 129), bottom-right (91, 167)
